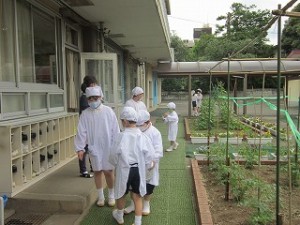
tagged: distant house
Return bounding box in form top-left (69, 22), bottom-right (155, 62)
top-left (193, 27), bottom-right (212, 41)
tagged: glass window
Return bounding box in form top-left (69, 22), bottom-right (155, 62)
top-left (30, 93), bottom-right (47, 110)
top-left (33, 9), bottom-right (57, 84)
top-left (2, 93), bottom-right (25, 113)
top-left (17, 0), bottom-right (34, 82)
top-left (50, 94), bottom-right (63, 108)
top-left (0, 0), bottom-right (15, 82)
top-left (66, 26), bottom-right (78, 47)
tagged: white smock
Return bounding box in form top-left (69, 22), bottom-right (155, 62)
top-left (196, 93), bottom-right (203, 107)
top-left (74, 104), bottom-right (120, 171)
top-left (109, 127), bottom-right (154, 199)
top-left (143, 124), bottom-right (163, 186)
top-left (163, 110), bottom-right (179, 141)
top-left (125, 99), bottom-right (147, 112)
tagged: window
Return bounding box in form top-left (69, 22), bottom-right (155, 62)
top-left (2, 93), bottom-right (26, 114)
top-left (0, 0), bottom-right (15, 82)
top-left (0, 0), bottom-right (64, 120)
top-left (30, 93), bottom-right (47, 110)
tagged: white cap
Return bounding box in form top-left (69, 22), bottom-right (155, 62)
top-left (132, 87), bottom-right (144, 96)
top-left (137, 110), bottom-right (150, 126)
top-left (120, 107), bottom-right (138, 122)
top-left (167, 102), bottom-right (176, 109)
top-left (86, 86), bottom-right (103, 98)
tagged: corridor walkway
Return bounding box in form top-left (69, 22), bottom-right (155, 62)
top-left (80, 114), bottom-right (199, 225)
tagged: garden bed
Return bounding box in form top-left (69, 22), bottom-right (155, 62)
top-left (198, 163), bottom-right (300, 225)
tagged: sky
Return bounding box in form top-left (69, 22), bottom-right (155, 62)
top-left (168, 0), bottom-right (293, 45)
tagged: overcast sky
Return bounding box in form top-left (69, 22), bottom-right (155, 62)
top-left (168, 0), bottom-right (294, 44)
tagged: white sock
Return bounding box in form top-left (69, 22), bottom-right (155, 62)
top-left (98, 188), bottom-right (104, 200)
top-left (134, 215), bottom-right (142, 225)
top-left (108, 188), bottom-right (114, 199)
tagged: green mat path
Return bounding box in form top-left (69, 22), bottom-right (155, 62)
top-left (80, 116), bottom-right (199, 225)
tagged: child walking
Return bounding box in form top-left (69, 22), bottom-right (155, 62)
top-left (109, 107), bottom-right (155, 225)
top-left (163, 102), bottom-right (179, 152)
top-left (124, 110), bottom-right (163, 216)
top-left (74, 86), bottom-right (120, 207)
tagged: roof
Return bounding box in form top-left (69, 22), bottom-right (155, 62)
top-left (154, 60), bottom-right (300, 77)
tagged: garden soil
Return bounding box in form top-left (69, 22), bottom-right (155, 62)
top-left (200, 165), bottom-right (300, 225)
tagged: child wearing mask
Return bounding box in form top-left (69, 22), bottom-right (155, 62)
top-left (74, 86), bottom-right (120, 207)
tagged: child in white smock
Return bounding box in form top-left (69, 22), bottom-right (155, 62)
top-left (109, 107), bottom-right (154, 225)
top-left (124, 110), bottom-right (163, 216)
top-left (74, 86), bottom-right (120, 207)
top-left (163, 102), bottom-right (179, 152)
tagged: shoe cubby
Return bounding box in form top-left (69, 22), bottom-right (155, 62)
top-left (31, 123), bottom-right (39, 150)
top-left (32, 150), bottom-right (40, 178)
top-left (39, 121), bottom-right (47, 148)
top-left (59, 140), bottom-right (66, 161)
top-left (53, 142), bottom-right (59, 166)
top-left (0, 113), bottom-right (78, 197)
top-left (12, 158), bottom-right (22, 190)
top-left (59, 117), bottom-right (66, 139)
top-left (40, 147), bottom-right (47, 173)
top-left (11, 127), bottom-right (21, 159)
top-left (23, 154), bottom-right (32, 183)
top-left (21, 125), bottom-right (30, 155)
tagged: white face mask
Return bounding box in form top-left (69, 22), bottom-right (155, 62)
top-left (88, 100), bottom-right (101, 109)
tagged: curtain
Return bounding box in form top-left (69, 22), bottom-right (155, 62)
top-left (17, 0), bottom-right (33, 82)
top-left (66, 50), bottom-right (77, 109)
top-left (0, 0), bottom-right (15, 82)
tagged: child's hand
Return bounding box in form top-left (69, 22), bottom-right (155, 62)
top-left (149, 161), bottom-right (155, 170)
top-left (163, 112), bottom-right (169, 118)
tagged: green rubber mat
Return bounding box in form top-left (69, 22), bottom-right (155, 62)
top-left (80, 117), bottom-right (198, 225)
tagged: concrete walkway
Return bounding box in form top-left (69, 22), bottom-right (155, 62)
top-left (4, 102), bottom-right (199, 225)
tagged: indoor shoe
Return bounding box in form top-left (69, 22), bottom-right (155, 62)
top-left (96, 198), bottom-right (105, 207)
top-left (108, 198), bottom-right (115, 207)
top-left (142, 201), bottom-right (150, 216)
top-left (142, 208), bottom-right (150, 216)
top-left (173, 142), bottom-right (179, 150)
top-left (80, 171), bottom-right (93, 178)
top-left (165, 147), bottom-right (173, 152)
top-left (124, 203), bottom-right (135, 214)
top-left (112, 210), bottom-right (124, 224)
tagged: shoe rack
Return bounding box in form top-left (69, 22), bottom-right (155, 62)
top-left (0, 113), bottom-right (78, 197)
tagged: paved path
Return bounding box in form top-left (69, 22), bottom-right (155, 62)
top-left (80, 115), bottom-right (199, 225)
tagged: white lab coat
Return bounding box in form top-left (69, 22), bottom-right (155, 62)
top-left (163, 110), bottom-right (179, 141)
top-left (196, 93), bottom-right (203, 107)
top-left (125, 99), bottom-right (147, 112)
top-left (74, 104), bottom-right (120, 171)
top-left (109, 127), bottom-right (154, 199)
top-left (143, 124), bottom-right (163, 186)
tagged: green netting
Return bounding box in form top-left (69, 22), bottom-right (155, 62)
top-left (219, 96), bottom-right (300, 146)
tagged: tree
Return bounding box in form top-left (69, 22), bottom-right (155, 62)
top-left (191, 3), bottom-right (275, 62)
top-left (215, 3), bottom-right (271, 42)
top-left (170, 34), bottom-right (192, 61)
top-left (282, 3), bottom-right (300, 55)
